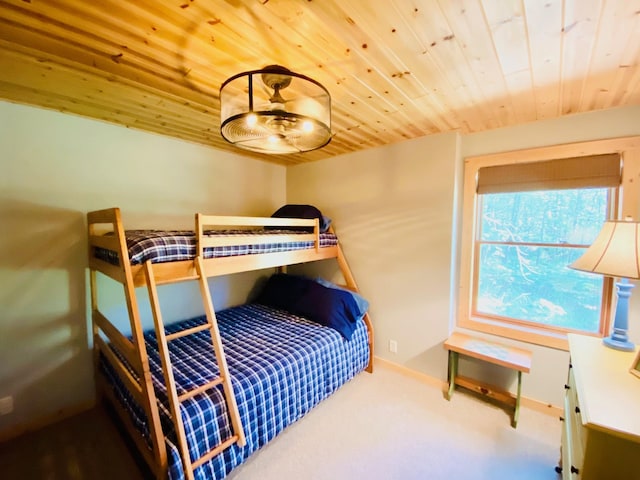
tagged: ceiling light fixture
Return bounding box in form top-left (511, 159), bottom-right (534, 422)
top-left (220, 65), bottom-right (332, 154)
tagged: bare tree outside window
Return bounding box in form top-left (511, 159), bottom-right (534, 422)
top-left (474, 188), bottom-right (608, 333)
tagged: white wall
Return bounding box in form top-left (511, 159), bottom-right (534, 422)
top-left (288, 132), bottom-right (460, 380)
top-left (288, 105), bottom-right (640, 408)
top-left (461, 105), bottom-right (640, 158)
top-left (0, 101), bottom-right (286, 434)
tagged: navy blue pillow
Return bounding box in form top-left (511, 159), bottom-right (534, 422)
top-left (293, 280), bottom-right (361, 341)
top-left (254, 273), bottom-right (361, 340)
top-left (314, 277), bottom-right (369, 321)
top-left (254, 273), bottom-right (311, 311)
top-left (269, 204), bottom-right (331, 233)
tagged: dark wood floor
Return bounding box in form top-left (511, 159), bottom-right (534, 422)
top-left (0, 406), bottom-right (151, 479)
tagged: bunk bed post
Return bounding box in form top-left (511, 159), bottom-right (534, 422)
top-left (87, 208), bottom-right (168, 479)
top-left (112, 210), bottom-right (168, 479)
top-left (112, 210), bottom-right (168, 478)
top-left (313, 218), bottom-right (320, 252)
top-left (331, 226), bottom-right (375, 373)
top-left (88, 229), bottom-right (101, 403)
top-left (195, 213), bottom-right (204, 258)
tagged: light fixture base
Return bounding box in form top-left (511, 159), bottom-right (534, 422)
top-left (602, 336), bottom-right (635, 351)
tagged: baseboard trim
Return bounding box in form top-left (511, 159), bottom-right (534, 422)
top-left (375, 356), bottom-right (445, 389)
top-left (374, 356), bottom-right (562, 417)
top-left (0, 400), bottom-right (96, 443)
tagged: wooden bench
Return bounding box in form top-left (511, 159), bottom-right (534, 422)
top-left (444, 331), bottom-right (532, 428)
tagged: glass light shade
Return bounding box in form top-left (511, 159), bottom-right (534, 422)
top-left (220, 65), bottom-right (331, 154)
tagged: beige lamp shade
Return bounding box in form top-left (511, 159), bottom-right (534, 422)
top-left (569, 219), bottom-right (640, 279)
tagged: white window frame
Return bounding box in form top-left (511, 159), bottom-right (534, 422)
top-left (458, 137), bottom-right (640, 350)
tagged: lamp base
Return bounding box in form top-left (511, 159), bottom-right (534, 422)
top-left (601, 278), bottom-right (636, 352)
top-left (602, 335), bottom-right (635, 351)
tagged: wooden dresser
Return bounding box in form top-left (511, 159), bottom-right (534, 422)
top-left (559, 334), bottom-right (640, 479)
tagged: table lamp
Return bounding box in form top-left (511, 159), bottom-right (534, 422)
top-left (569, 218), bottom-right (640, 351)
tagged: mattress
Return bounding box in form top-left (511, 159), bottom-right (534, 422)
top-left (96, 229), bottom-right (338, 265)
top-left (101, 303), bottom-right (369, 480)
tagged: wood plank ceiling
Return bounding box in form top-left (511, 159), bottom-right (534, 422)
top-left (1, 0), bottom-right (639, 166)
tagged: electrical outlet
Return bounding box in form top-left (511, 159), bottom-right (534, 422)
top-left (0, 396), bottom-right (13, 415)
top-left (389, 339), bottom-right (398, 353)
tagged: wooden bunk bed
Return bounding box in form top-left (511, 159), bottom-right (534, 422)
top-left (87, 207), bottom-right (374, 480)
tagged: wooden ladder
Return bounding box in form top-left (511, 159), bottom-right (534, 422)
top-left (144, 256), bottom-right (246, 480)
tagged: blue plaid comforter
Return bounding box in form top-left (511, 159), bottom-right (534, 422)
top-left (101, 303), bottom-right (369, 480)
top-left (96, 229), bottom-right (338, 265)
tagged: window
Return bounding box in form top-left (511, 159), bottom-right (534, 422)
top-left (459, 148), bottom-right (622, 349)
top-left (476, 188), bottom-right (609, 333)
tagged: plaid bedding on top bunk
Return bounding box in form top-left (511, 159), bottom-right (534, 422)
top-left (96, 229), bottom-right (338, 265)
top-left (101, 303), bottom-right (369, 480)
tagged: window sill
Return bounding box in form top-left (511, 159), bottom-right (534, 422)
top-left (459, 316), bottom-right (576, 351)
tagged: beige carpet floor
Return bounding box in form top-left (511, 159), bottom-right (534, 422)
top-left (228, 363), bottom-right (562, 480)
top-left (0, 363), bottom-right (562, 479)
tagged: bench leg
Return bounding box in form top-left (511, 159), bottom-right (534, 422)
top-left (512, 370), bottom-right (522, 428)
top-left (446, 350), bottom-right (458, 400)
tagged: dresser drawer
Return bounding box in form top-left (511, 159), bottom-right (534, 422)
top-left (561, 413), bottom-right (571, 480)
top-left (563, 394), bottom-right (583, 478)
top-left (566, 370), bottom-right (585, 455)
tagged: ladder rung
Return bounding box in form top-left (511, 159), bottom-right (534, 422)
top-left (191, 435), bottom-right (239, 470)
top-left (178, 377), bottom-right (224, 403)
top-left (166, 323), bottom-right (211, 341)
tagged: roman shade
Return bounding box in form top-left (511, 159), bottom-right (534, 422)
top-left (476, 153), bottom-right (622, 194)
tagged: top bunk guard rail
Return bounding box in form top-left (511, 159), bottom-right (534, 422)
top-left (88, 209), bottom-right (333, 287)
top-left (196, 214), bottom-right (320, 253)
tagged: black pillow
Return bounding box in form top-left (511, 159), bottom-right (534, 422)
top-left (254, 273), bottom-right (311, 311)
top-left (254, 273), bottom-right (361, 340)
top-left (269, 204), bottom-right (331, 233)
